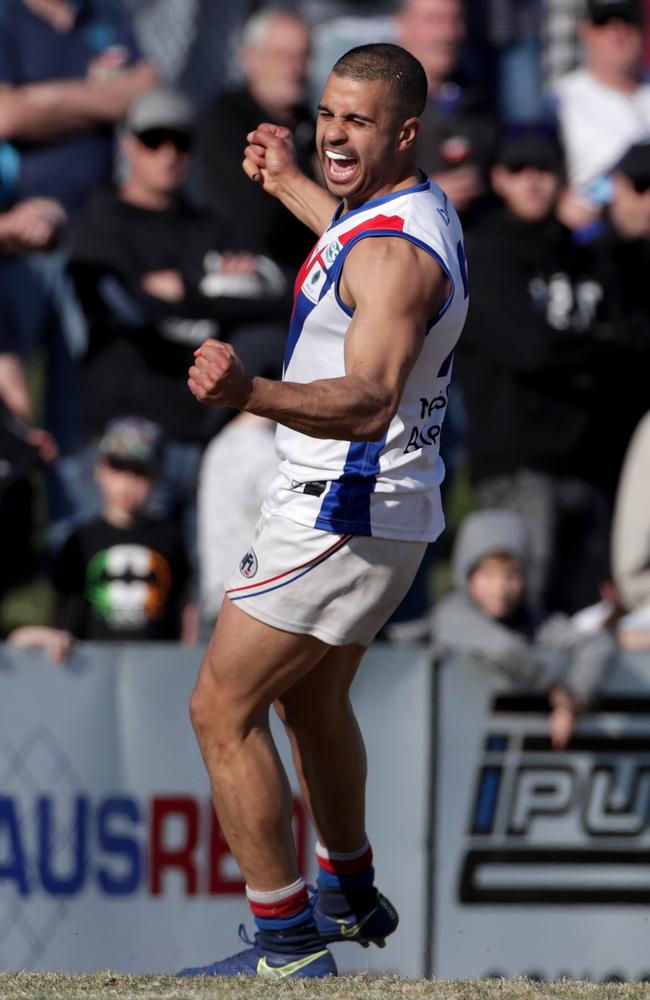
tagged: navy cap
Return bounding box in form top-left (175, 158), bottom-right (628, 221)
top-left (497, 133), bottom-right (564, 174)
top-left (586, 0), bottom-right (643, 23)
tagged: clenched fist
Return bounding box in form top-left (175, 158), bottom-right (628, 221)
top-left (242, 122), bottom-right (299, 196)
top-left (188, 339), bottom-right (252, 409)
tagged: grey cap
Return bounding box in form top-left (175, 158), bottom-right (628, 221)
top-left (125, 85), bottom-right (195, 135)
top-left (452, 509), bottom-right (529, 590)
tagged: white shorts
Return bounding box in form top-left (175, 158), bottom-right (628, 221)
top-left (224, 513), bottom-right (427, 646)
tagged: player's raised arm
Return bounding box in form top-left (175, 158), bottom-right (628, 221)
top-left (188, 236), bottom-right (449, 440)
top-left (243, 123), bottom-right (338, 236)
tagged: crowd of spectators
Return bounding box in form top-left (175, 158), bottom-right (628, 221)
top-left (2, 0), bottom-right (650, 742)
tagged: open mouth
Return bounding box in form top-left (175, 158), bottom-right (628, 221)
top-left (324, 149), bottom-right (359, 184)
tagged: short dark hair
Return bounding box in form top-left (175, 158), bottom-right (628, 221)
top-left (332, 43), bottom-right (428, 120)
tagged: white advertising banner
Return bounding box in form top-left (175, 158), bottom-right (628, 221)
top-left (433, 650), bottom-right (650, 983)
top-left (0, 642), bottom-right (431, 977)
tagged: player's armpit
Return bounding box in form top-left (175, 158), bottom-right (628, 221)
top-left (340, 236), bottom-right (450, 432)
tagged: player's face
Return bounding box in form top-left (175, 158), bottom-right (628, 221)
top-left (317, 75), bottom-right (412, 208)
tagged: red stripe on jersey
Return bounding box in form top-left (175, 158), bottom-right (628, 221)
top-left (292, 215), bottom-right (405, 316)
top-left (338, 214), bottom-right (405, 245)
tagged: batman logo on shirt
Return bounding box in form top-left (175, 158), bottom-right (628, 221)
top-left (85, 544), bottom-right (172, 629)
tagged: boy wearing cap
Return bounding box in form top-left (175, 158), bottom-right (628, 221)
top-left (432, 509), bottom-right (614, 749)
top-left (51, 417), bottom-right (196, 642)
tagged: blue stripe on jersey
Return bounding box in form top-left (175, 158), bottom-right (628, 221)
top-left (284, 270), bottom-right (338, 371)
top-left (314, 435), bottom-right (387, 536)
top-left (437, 350), bottom-right (454, 378)
top-left (456, 240), bottom-right (469, 299)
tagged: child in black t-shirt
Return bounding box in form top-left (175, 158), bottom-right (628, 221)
top-left (51, 417), bottom-right (197, 642)
top-left (10, 416), bottom-right (198, 659)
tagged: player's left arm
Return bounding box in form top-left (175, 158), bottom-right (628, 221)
top-left (188, 237), bottom-right (450, 440)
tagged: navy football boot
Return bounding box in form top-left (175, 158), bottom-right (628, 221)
top-left (177, 924), bottom-right (337, 978)
top-left (311, 887), bottom-right (399, 948)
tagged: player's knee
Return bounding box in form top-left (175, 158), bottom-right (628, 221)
top-left (190, 672), bottom-right (266, 748)
top-left (189, 678), bottom-right (212, 740)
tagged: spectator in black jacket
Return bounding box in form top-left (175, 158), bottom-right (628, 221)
top-left (69, 86), bottom-right (289, 576)
top-left (456, 131), bottom-right (610, 615)
top-left (196, 8), bottom-right (316, 274)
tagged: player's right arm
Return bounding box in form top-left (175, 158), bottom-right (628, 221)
top-left (188, 237), bottom-right (450, 441)
top-left (243, 123), bottom-right (337, 236)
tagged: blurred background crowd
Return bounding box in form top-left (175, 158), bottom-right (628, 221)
top-left (2, 0), bottom-right (650, 746)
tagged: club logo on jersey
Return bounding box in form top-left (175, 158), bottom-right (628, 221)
top-left (323, 239), bottom-right (342, 266)
top-left (239, 548), bottom-right (258, 579)
top-left (301, 260), bottom-right (328, 304)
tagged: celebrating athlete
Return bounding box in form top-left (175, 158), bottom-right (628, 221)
top-left (179, 43), bottom-right (468, 979)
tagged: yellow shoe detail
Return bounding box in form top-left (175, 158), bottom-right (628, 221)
top-left (256, 950), bottom-right (330, 979)
top-left (335, 907), bottom-right (378, 938)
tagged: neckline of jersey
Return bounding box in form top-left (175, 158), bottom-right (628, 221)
top-left (331, 172), bottom-right (431, 226)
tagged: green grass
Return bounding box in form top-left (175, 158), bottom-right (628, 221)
top-left (2, 977), bottom-right (650, 1000)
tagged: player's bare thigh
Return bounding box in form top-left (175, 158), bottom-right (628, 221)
top-left (193, 597), bottom-right (331, 718)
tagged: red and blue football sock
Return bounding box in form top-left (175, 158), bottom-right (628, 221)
top-left (246, 876), bottom-right (323, 955)
top-left (316, 838), bottom-right (378, 916)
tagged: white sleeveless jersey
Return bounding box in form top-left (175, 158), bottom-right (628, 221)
top-left (265, 175), bottom-right (469, 542)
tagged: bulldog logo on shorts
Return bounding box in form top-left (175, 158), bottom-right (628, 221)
top-left (239, 548), bottom-right (258, 578)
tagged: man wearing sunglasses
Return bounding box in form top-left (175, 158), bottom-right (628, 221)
top-left (68, 87), bottom-right (290, 581)
top-left (554, 0), bottom-right (650, 226)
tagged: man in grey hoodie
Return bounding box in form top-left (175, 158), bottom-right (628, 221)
top-left (432, 509), bottom-right (615, 748)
